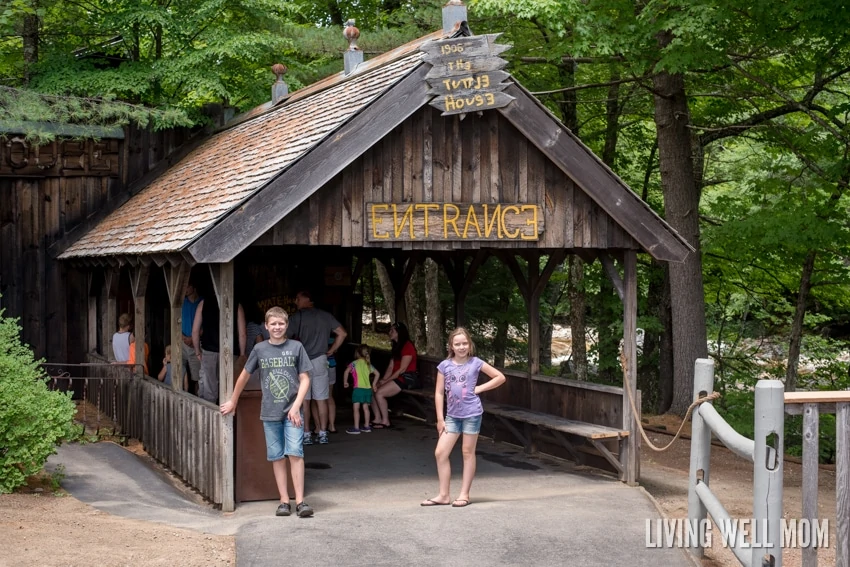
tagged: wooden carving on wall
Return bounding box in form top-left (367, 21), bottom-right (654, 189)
top-left (0, 137), bottom-right (120, 177)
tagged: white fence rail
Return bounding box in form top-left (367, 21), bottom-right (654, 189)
top-left (687, 358), bottom-right (785, 567)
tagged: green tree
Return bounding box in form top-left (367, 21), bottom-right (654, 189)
top-left (0, 306), bottom-right (76, 493)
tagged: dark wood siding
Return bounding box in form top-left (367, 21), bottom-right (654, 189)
top-left (255, 107), bottom-right (640, 252)
top-left (0, 126), bottom-right (195, 360)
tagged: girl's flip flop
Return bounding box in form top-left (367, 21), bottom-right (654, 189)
top-left (420, 499), bottom-right (450, 506)
top-left (451, 499), bottom-right (470, 507)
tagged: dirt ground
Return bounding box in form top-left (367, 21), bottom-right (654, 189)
top-left (0, 408), bottom-right (838, 566)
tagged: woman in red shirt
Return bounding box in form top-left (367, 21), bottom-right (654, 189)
top-left (371, 322), bottom-right (418, 428)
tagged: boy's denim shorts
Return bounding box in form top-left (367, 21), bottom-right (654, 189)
top-left (262, 415), bottom-right (304, 460)
top-left (444, 414), bottom-right (483, 435)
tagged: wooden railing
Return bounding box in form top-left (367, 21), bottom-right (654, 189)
top-left (84, 354), bottom-right (224, 505)
top-left (785, 391), bottom-right (850, 567)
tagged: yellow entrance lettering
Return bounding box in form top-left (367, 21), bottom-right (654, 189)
top-left (521, 205), bottom-right (539, 240)
top-left (392, 204), bottom-right (415, 239)
top-left (371, 204), bottom-right (389, 239)
top-left (443, 204), bottom-right (461, 238)
top-left (415, 204), bottom-right (441, 237)
top-left (500, 205), bottom-right (521, 238)
top-left (462, 205), bottom-right (482, 238)
top-left (482, 204), bottom-right (502, 238)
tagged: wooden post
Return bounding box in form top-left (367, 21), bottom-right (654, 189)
top-left (622, 250), bottom-right (638, 484)
top-left (439, 251), bottom-right (488, 328)
top-left (164, 262), bottom-right (190, 392)
top-left (103, 268), bottom-right (118, 360)
top-left (130, 264), bottom-right (150, 378)
top-left (87, 272), bottom-right (98, 354)
top-left (838, 401), bottom-right (850, 567)
top-left (802, 403), bottom-right (819, 567)
top-left (211, 262), bottom-right (235, 513)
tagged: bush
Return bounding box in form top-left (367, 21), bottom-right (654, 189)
top-left (0, 306), bottom-right (76, 493)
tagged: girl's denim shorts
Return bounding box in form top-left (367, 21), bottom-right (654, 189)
top-left (444, 414), bottom-right (483, 435)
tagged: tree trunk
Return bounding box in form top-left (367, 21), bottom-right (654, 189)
top-left (22, 3), bottom-right (39, 86)
top-left (369, 260), bottom-right (378, 331)
top-left (652, 55), bottom-right (708, 415)
top-left (493, 286), bottom-right (511, 368)
top-left (375, 260), bottom-right (396, 323)
top-left (639, 261), bottom-right (670, 413)
top-left (602, 66), bottom-right (621, 168)
top-left (596, 71), bottom-right (622, 384)
top-left (405, 264), bottom-right (425, 351)
top-left (424, 258), bottom-right (443, 357)
top-left (785, 250), bottom-right (817, 392)
top-left (568, 256), bottom-right (587, 380)
top-left (658, 264), bottom-right (675, 413)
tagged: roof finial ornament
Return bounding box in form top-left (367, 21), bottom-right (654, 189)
top-left (343, 19), bottom-right (360, 51)
top-left (271, 63), bottom-right (289, 105)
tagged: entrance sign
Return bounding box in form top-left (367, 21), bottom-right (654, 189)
top-left (366, 202), bottom-right (544, 242)
top-left (421, 34), bottom-right (514, 116)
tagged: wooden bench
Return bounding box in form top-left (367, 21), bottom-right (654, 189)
top-left (396, 388), bottom-right (630, 476)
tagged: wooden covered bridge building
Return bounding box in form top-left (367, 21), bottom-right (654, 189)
top-left (50, 9), bottom-right (691, 511)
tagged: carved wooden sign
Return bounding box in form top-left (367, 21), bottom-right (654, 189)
top-left (0, 137), bottom-right (120, 177)
top-left (420, 34), bottom-right (514, 116)
top-left (366, 202), bottom-right (544, 242)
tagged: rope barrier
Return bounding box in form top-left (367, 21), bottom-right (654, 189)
top-left (619, 352), bottom-right (720, 452)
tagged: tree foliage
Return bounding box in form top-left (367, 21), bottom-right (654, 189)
top-left (0, 306), bottom-right (76, 493)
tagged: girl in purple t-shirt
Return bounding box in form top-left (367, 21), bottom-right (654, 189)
top-left (420, 327), bottom-right (506, 509)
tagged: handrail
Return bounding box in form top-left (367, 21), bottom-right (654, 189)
top-left (687, 358), bottom-right (784, 567)
top-left (784, 390), bottom-right (850, 567)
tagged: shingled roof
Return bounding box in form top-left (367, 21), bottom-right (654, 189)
top-left (59, 32), bottom-right (441, 259)
top-left (60, 28), bottom-right (693, 264)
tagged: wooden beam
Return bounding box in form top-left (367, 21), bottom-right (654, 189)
top-left (496, 252), bottom-right (529, 300)
top-left (212, 262), bottom-right (236, 513)
top-left (131, 265), bottom-right (150, 379)
top-left (527, 252), bottom-right (542, 376)
top-left (455, 250), bottom-right (488, 327)
top-left (350, 256), bottom-right (366, 292)
top-left (498, 83), bottom-right (693, 263)
top-left (600, 253), bottom-right (624, 301)
top-left (103, 268), bottom-right (119, 361)
top-left (621, 249), bottom-right (638, 484)
top-left (163, 262), bottom-right (190, 397)
top-left (532, 249), bottom-right (566, 298)
top-left (189, 65), bottom-right (433, 263)
top-left (86, 272), bottom-right (98, 354)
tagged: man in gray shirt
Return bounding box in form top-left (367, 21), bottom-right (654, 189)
top-left (288, 290), bottom-right (347, 445)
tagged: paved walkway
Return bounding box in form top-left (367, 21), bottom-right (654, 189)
top-left (48, 416), bottom-right (694, 567)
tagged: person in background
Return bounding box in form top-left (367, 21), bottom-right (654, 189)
top-left (181, 281), bottom-right (203, 394)
top-left (370, 322), bottom-right (418, 429)
top-left (325, 335), bottom-right (339, 434)
top-left (111, 313), bottom-right (133, 363)
top-left (287, 290), bottom-right (347, 445)
top-left (127, 335), bottom-right (150, 376)
top-left (342, 345), bottom-right (378, 434)
top-left (193, 295), bottom-right (247, 404)
top-left (158, 345), bottom-right (189, 390)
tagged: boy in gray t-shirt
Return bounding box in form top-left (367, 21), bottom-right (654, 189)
top-left (221, 307), bottom-right (315, 518)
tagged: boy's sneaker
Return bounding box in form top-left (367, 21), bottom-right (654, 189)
top-left (345, 427), bottom-right (361, 434)
top-left (360, 426), bottom-right (372, 433)
top-left (275, 503), bottom-right (291, 516)
top-left (296, 502), bottom-right (314, 518)
top-left (318, 430), bottom-right (329, 444)
top-left (303, 432), bottom-right (314, 445)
